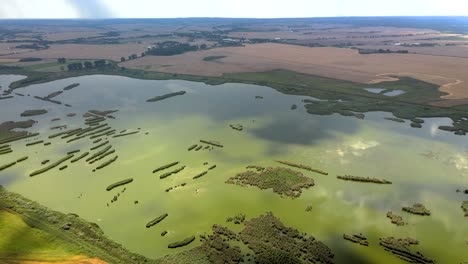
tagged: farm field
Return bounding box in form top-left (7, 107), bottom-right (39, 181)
top-left (121, 43), bottom-right (468, 99)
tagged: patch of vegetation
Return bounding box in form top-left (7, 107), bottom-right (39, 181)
top-left (336, 175), bottom-right (392, 184)
top-left (275, 160), bottom-right (328, 175)
top-left (203, 55), bottom-right (227, 61)
top-left (357, 48), bottom-right (409, 54)
top-left (63, 83), bottom-right (80, 90)
top-left (240, 212), bottom-right (334, 264)
top-left (386, 211), bottom-right (406, 226)
top-left (146, 91), bottom-right (186, 102)
top-left (379, 237), bottom-right (434, 263)
top-left (193, 171), bottom-right (208, 180)
top-left (20, 109), bottom-right (47, 117)
top-left (385, 117), bottom-right (405, 123)
top-left (343, 233), bottom-right (369, 246)
top-left (157, 212), bottom-right (335, 264)
top-left (462, 201), bottom-right (468, 217)
top-left (29, 154), bottom-right (75, 177)
top-left (67, 60), bottom-right (109, 71)
top-left (106, 178), bottom-right (133, 191)
top-left (200, 139), bottom-right (223, 147)
top-left (145, 41), bottom-right (199, 56)
top-left (0, 120), bottom-right (36, 141)
top-left (18, 57), bottom-right (43, 62)
top-left (152, 161), bottom-right (180, 173)
top-left (168, 236), bottom-right (196, 248)
top-left (226, 213), bottom-right (246, 224)
top-left (402, 203), bottom-right (431, 216)
top-left (15, 43), bottom-right (48, 50)
top-left (146, 213), bottom-right (168, 228)
top-left (226, 167), bottom-right (314, 198)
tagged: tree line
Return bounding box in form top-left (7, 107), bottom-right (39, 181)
top-left (144, 41), bottom-right (207, 56)
top-left (67, 60), bottom-right (109, 71)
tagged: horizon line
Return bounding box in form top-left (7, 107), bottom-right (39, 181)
top-left (0, 15), bottom-right (467, 20)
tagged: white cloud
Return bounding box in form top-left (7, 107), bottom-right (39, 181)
top-left (0, 0), bottom-right (467, 18)
top-left (0, 0), bottom-right (77, 18)
top-left (333, 139), bottom-right (379, 164)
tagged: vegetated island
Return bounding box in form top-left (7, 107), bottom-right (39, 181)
top-left (275, 160), bottom-right (328, 175)
top-left (203, 55), bottom-right (227, 62)
top-left (379, 237), bottom-right (434, 263)
top-left (337, 175), bottom-right (392, 184)
top-left (159, 212), bottom-right (334, 263)
top-left (29, 154), bottom-right (74, 177)
top-left (200, 139), bottom-right (223, 148)
top-left (229, 124), bottom-right (243, 131)
top-left (402, 203), bottom-right (431, 216)
top-left (146, 91), bottom-right (186, 102)
top-left (387, 211), bottom-right (407, 226)
top-left (226, 167), bottom-right (314, 198)
top-left (168, 236), bottom-right (196, 249)
top-left (343, 233), bottom-right (369, 246)
top-left (461, 201), bottom-right (468, 217)
top-left (146, 213), bottom-right (168, 228)
top-left (159, 166), bottom-right (186, 179)
top-left (63, 83), bottom-right (80, 90)
top-left (20, 109), bottom-right (48, 117)
top-left (152, 161), bottom-right (179, 173)
top-left (106, 178), bottom-right (133, 191)
top-left (0, 120), bottom-right (36, 140)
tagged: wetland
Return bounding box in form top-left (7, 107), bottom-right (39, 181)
top-left (0, 73), bottom-right (467, 263)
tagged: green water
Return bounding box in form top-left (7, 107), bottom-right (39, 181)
top-left (0, 74), bottom-right (467, 263)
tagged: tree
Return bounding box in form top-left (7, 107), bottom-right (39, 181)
top-left (94, 60), bottom-right (106, 68)
top-left (57, 57), bottom-right (66, 64)
top-left (84, 61), bottom-right (93, 69)
top-left (200, 44), bottom-right (207, 50)
top-left (67, 62), bottom-right (83, 71)
top-left (121, 57), bottom-right (126, 62)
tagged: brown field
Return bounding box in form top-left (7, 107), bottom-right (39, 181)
top-left (228, 26), bottom-right (441, 41)
top-left (41, 32), bottom-right (103, 41)
top-left (0, 43), bottom-right (35, 56)
top-left (121, 43), bottom-right (468, 99)
top-left (3, 44), bottom-right (149, 61)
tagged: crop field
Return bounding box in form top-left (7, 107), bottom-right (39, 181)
top-left (7, 44), bottom-right (150, 61)
top-left (121, 43), bottom-right (468, 100)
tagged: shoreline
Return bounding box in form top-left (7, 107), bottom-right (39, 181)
top-left (1, 65), bottom-right (468, 135)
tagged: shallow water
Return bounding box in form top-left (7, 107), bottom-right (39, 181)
top-left (0, 74), bottom-right (467, 263)
top-left (364, 88), bottom-right (385, 94)
top-left (383, 90), bottom-right (406, 97)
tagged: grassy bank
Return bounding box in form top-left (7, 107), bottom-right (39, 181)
top-left (0, 186), bottom-right (155, 264)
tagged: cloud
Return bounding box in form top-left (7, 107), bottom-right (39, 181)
top-left (66, 0), bottom-right (112, 18)
top-left (332, 139), bottom-right (379, 164)
top-left (449, 154), bottom-right (468, 175)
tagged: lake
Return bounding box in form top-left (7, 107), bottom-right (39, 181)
top-left (0, 74), bottom-right (467, 263)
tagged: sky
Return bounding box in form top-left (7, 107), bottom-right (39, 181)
top-left (0, 0), bottom-right (467, 19)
